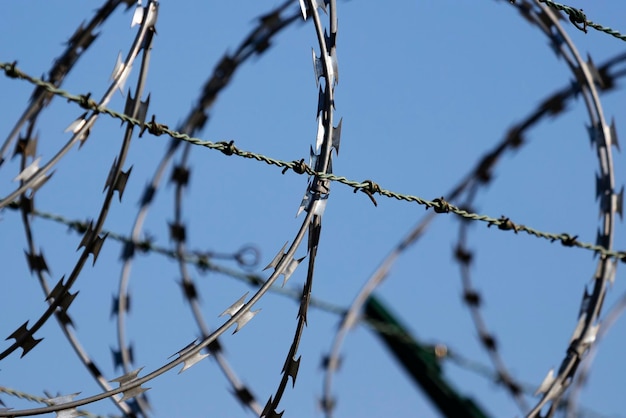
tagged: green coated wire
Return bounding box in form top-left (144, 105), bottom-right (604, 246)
top-left (2, 61), bottom-right (625, 261)
top-left (537, 0), bottom-right (626, 42)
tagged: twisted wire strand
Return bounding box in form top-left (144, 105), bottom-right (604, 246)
top-left (1, 2), bottom-right (625, 416)
top-left (536, 0), bottom-right (626, 41)
top-left (1, 60), bottom-right (623, 262)
top-left (0, 387), bottom-right (106, 418)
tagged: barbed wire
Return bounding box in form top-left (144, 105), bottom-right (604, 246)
top-left (2, 1), bottom-right (625, 417)
top-left (535, 0), bottom-right (626, 41)
top-left (1, 60), bottom-right (624, 263)
top-left (0, 387), bottom-right (109, 418)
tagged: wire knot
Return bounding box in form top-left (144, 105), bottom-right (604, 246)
top-left (432, 196), bottom-right (450, 214)
top-left (489, 216), bottom-right (518, 233)
top-left (76, 93), bottom-right (97, 112)
top-left (569, 8), bottom-right (587, 33)
top-left (284, 158), bottom-right (307, 175)
top-left (559, 233), bottom-right (578, 247)
top-left (218, 140), bottom-right (236, 156)
top-left (4, 61), bottom-right (21, 78)
top-left (355, 179), bottom-right (380, 207)
top-left (141, 114), bottom-right (168, 137)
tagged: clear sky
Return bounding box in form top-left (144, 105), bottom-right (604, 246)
top-left (2, 1), bottom-right (626, 418)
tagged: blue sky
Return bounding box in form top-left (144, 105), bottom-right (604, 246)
top-left (2, 1), bottom-right (626, 417)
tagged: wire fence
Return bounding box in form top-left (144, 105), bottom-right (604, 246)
top-left (1, 1), bottom-right (625, 417)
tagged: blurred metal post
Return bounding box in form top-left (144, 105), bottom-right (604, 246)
top-left (364, 295), bottom-right (491, 418)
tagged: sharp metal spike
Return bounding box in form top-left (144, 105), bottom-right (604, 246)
top-left (232, 387), bottom-right (254, 406)
top-left (124, 92), bottom-right (150, 126)
top-left (219, 292), bottom-right (260, 333)
top-left (579, 287), bottom-right (591, 317)
top-left (569, 313), bottom-right (586, 343)
top-left (55, 308), bottom-right (74, 327)
top-left (324, 28), bottom-right (336, 54)
top-left (315, 116), bottom-right (325, 152)
top-left (220, 293), bottom-right (248, 318)
top-left (45, 393), bottom-right (84, 418)
top-left (120, 241), bottom-right (135, 261)
top-left (131, 2), bottom-right (144, 27)
top-left (309, 145), bottom-right (318, 170)
top-left (582, 323), bottom-right (600, 346)
top-left (328, 50), bottom-right (338, 86)
top-left (168, 222), bottom-right (186, 242)
top-left (595, 172), bottom-right (609, 200)
top-left (170, 165), bottom-right (190, 186)
top-left (111, 52), bottom-right (124, 81)
top-left (314, 0), bottom-right (328, 13)
top-left (6, 321), bottom-right (43, 357)
top-left (596, 229), bottom-right (609, 250)
top-left (262, 396), bottom-right (274, 417)
top-left (264, 242), bottom-right (288, 271)
top-left (540, 93), bottom-right (566, 116)
top-left (310, 196), bottom-right (328, 217)
top-left (67, 22), bottom-right (87, 47)
top-left (104, 157), bottom-right (119, 194)
top-left (586, 54), bottom-right (605, 89)
top-left (320, 354), bottom-right (342, 371)
top-left (207, 337), bottom-right (222, 354)
top-left (312, 49), bottom-right (323, 87)
top-left (113, 167), bottom-right (132, 201)
top-left (111, 368), bottom-right (149, 401)
top-left (316, 86), bottom-right (325, 116)
top-left (298, 295), bottom-right (309, 325)
top-left (170, 340), bottom-right (209, 373)
top-left (179, 279), bottom-right (198, 300)
top-left (602, 257), bottom-right (617, 287)
top-left (283, 356), bottom-right (301, 387)
top-left (77, 221), bottom-right (94, 251)
top-left (13, 156), bottom-right (42, 182)
top-left (144, 0), bottom-right (159, 29)
top-left (612, 186), bottom-right (625, 222)
top-left (610, 117), bottom-right (620, 151)
top-left (535, 368), bottom-right (555, 396)
top-left (139, 184), bottom-right (156, 206)
top-left (587, 123), bottom-right (597, 147)
top-left (296, 190), bottom-right (311, 218)
top-left (138, 94), bottom-right (150, 126)
top-left (24, 249), bottom-right (49, 274)
top-left (111, 345), bottom-right (134, 370)
top-left (308, 221), bottom-right (322, 253)
top-left (318, 396), bottom-right (336, 413)
top-left (13, 133), bottom-right (38, 159)
top-left (87, 233), bottom-right (106, 265)
top-left (281, 256), bottom-right (305, 287)
top-left (332, 118), bottom-right (342, 155)
top-left (110, 294), bottom-right (131, 318)
top-left (46, 277), bottom-right (78, 312)
top-left (298, 0), bottom-right (307, 19)
top-left (117, 64), bottom-right (132, 94)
